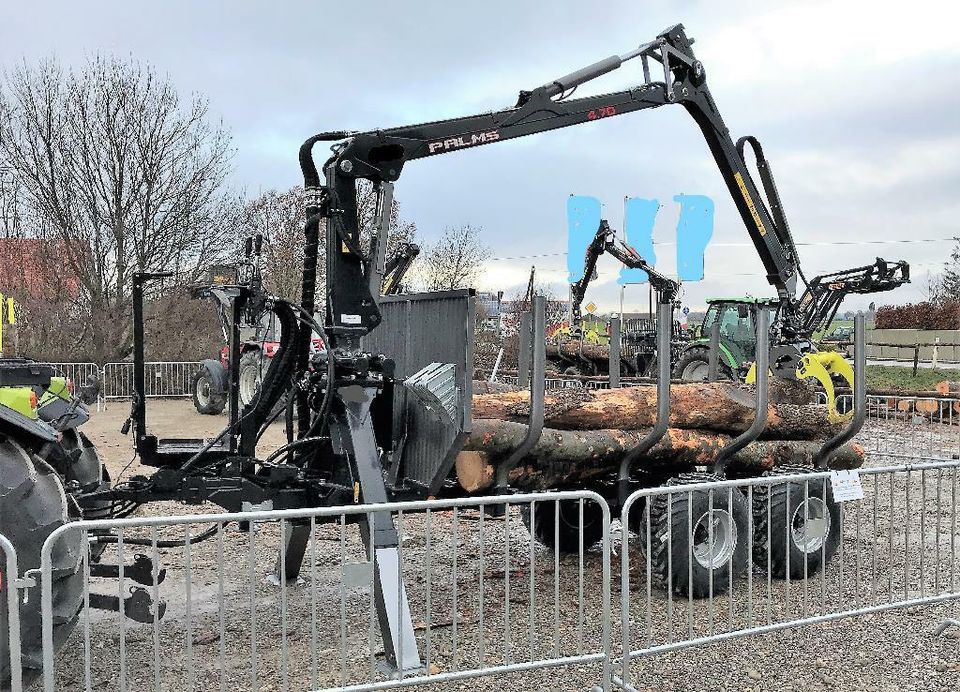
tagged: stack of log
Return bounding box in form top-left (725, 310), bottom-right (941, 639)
top-left (456, 380), bottom-right (865, 493)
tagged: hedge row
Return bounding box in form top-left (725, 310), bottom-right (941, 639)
top-left (875, 301), bottom-right (960, 330)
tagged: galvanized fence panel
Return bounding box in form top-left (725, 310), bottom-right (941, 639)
top-left (37, 492), bottom-right (611, 692)
top-left (1, 533), bottom-right (24, 692)
top-left (497, 375), bottom-right (584, 390)
top-left (615, 460), bottom-right (960, 689)
top-left (37, 363), bottom-right (100, 389)
top-left (101, 362), bottom-right (202, 401)
top-left (854, 394), bottom-right (960, 461)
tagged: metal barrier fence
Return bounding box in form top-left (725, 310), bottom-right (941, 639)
top-left (2, 458), bottom-right (960, 690)
top-left (1, 534), bottom-right (25, 692)
top-left (101, 361), bottom-right (201, 401)
top-left (496, 375), bottom-right (584, 390)
top-left (616, 459), bottom-right (960, 689)
top-left (38, 363), bottom-right (100, 390)
top-left (29, 491), bottom-right (611, 692)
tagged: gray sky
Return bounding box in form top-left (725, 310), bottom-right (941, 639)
top-left (3, 0), bottom-right (958, 313)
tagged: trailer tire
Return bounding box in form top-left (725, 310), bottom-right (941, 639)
top-left (0, 438), bottom-right (84, 689)
top-left (752, 466), bottom-right (841, 580)
top-left (522, 498), bottom-right (605, 553)
top-left (641, 472), bottom-right (749, 598)
top-left (192, 363), bottom-right (226, 415)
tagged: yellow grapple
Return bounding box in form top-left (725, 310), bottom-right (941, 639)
top-left (746, 351), bottom-right (854, 424)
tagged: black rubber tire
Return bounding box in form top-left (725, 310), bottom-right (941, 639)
top-left (672, 347), bottom-right (736, 382)
top-left (641, 472), bottom-right (750, 598)
top-left (522, 498), bottom-right (605, 553)
top-left (192, 368), bottom-right (226, 415)
top-left (238, 350), bottom-right (265, 409)
top-left (0, 438), bottom-right (84, 689)
top-left (752, 466), bottom-right (841, 580)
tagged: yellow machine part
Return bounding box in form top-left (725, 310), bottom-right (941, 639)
top-left (550, 323), bottom-right (607, 345)
top-left (745, 351), bottom-right (854, 424)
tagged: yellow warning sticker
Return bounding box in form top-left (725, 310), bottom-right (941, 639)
top-left (734, 172), bottom-right (767, 237)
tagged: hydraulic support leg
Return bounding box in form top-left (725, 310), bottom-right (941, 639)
top-left (334, 384), bottom-right (422, 674)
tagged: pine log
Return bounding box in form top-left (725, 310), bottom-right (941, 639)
top-left (456, 419), bottom-right (865, 493)
top-left (471, 381), bottom-right (837, 440)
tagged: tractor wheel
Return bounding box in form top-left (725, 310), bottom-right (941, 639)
top-left (0, 438), bottom-right (84, 689)
top-left (192, 367), bottom-right (226, 415)
top-left (672, 348), bottom-right (736, 382)
top-left (522, 498), bottom-right (605, 553)
top-left (752, 466), bottom-right (841, 580)
top-left (238, 351), bottom-right (265, 409)
top-left (640, 472), bottom-right (750, 598)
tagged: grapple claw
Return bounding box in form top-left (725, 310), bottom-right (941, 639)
top-left (745, 352), bottom-right (854, 423)
top-left (796, 352), bottom-right (854, 423)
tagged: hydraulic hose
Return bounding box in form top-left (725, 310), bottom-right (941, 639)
top-left (298, 131), bottom-right (343, 439)
top-left (249, 299), bottom-right (299, 432)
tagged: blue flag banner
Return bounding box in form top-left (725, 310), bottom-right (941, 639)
top-left (566, 195), bottom-right (602, 282)
top-left (674, 193), bottom-right (714, 281)
top-left (618, 197), bottom-right (659, 285)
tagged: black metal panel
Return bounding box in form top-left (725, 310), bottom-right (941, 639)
top-left (362, 289), bottom-right (475, 494)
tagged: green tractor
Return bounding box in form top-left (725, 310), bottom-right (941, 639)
top-left (673, 297), bottom-right (775, 381)
top-left (0, 359), bottom-right (103, 688)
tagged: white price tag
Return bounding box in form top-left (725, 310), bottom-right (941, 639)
top-left (340, 314), bottom-right (362, 325)
top-left (830, 470), bottom-right (864, 502)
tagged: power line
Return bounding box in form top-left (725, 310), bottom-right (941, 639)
top-left (487, 236), bottom-right (956, 262)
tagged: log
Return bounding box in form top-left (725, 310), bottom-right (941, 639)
top-left (935, 380), bottom-right (960, 396)
top-left (471, 381), bottom-right (838, 440)
top-left (546, 339), bottom-right (617, 363)
top-left (456, 419), bottom-right (865, 492)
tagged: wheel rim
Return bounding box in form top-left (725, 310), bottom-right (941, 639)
top-left (239, 365), bottom-right (260, 406)
top-left (681, 360), bottom-right (709, 381)
top-left (195, 376), bottom-right (211, 407)
top-left (791, 496), bottom-right (831, 554)
top-left (691, 508), bottom-right (737, 568)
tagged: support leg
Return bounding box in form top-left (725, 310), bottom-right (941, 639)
top-left (336, 384), bottom-right (422, 675)
top-left (269, 522), bottom-right (311, 585)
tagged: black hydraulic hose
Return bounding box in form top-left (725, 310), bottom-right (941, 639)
top-left (249, 300), bottom-right (299, 431)
top-left (91, 523), bottom-right (224, 548)
top-left (263, 436), bottom-right (324, 465)
top-left (298, 137), bottom-right (326, 438)
top-left (296, 213), bottom-right (324, 439)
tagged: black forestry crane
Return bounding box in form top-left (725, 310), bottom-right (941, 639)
top-left (797, 258), bottom-right (909, 336)
top-left (568, 219), bottom-right (680, 333)
top-left (304, 23), bottom-right (821, 382)
top-left (381, 241), bottom-right (420, 295)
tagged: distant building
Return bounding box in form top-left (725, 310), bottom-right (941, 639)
top-left (0, 237), bottom-right (87, 300)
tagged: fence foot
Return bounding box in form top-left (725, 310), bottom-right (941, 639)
top-left (934, 618), bottom-right (960, 637)
top-left (607, 674), bottom-right (641, 692)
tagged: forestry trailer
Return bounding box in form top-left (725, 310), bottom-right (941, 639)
top-left (0, 24), bottom-right (901, 685)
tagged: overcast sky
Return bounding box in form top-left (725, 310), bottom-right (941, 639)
top-left (3, 0), bottom-right (958, 313)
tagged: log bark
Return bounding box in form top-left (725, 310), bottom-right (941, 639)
top-left (456, 419), bottom-right (864, 493)
top-left (471, 381), bottom-right (837, 440)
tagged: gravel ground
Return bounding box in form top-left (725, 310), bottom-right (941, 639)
top-left (41, 400), bottom-right (960, 691)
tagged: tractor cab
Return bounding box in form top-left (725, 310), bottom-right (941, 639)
top-left (699, 297), bottom-right (772, 368)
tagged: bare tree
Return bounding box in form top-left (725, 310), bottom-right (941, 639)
top-left (422, 224), bottom-right (489, 291)
top-left (239, 182), bottom-right (417, 303)
top-left (0, 56), bottom-right (235, 362)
